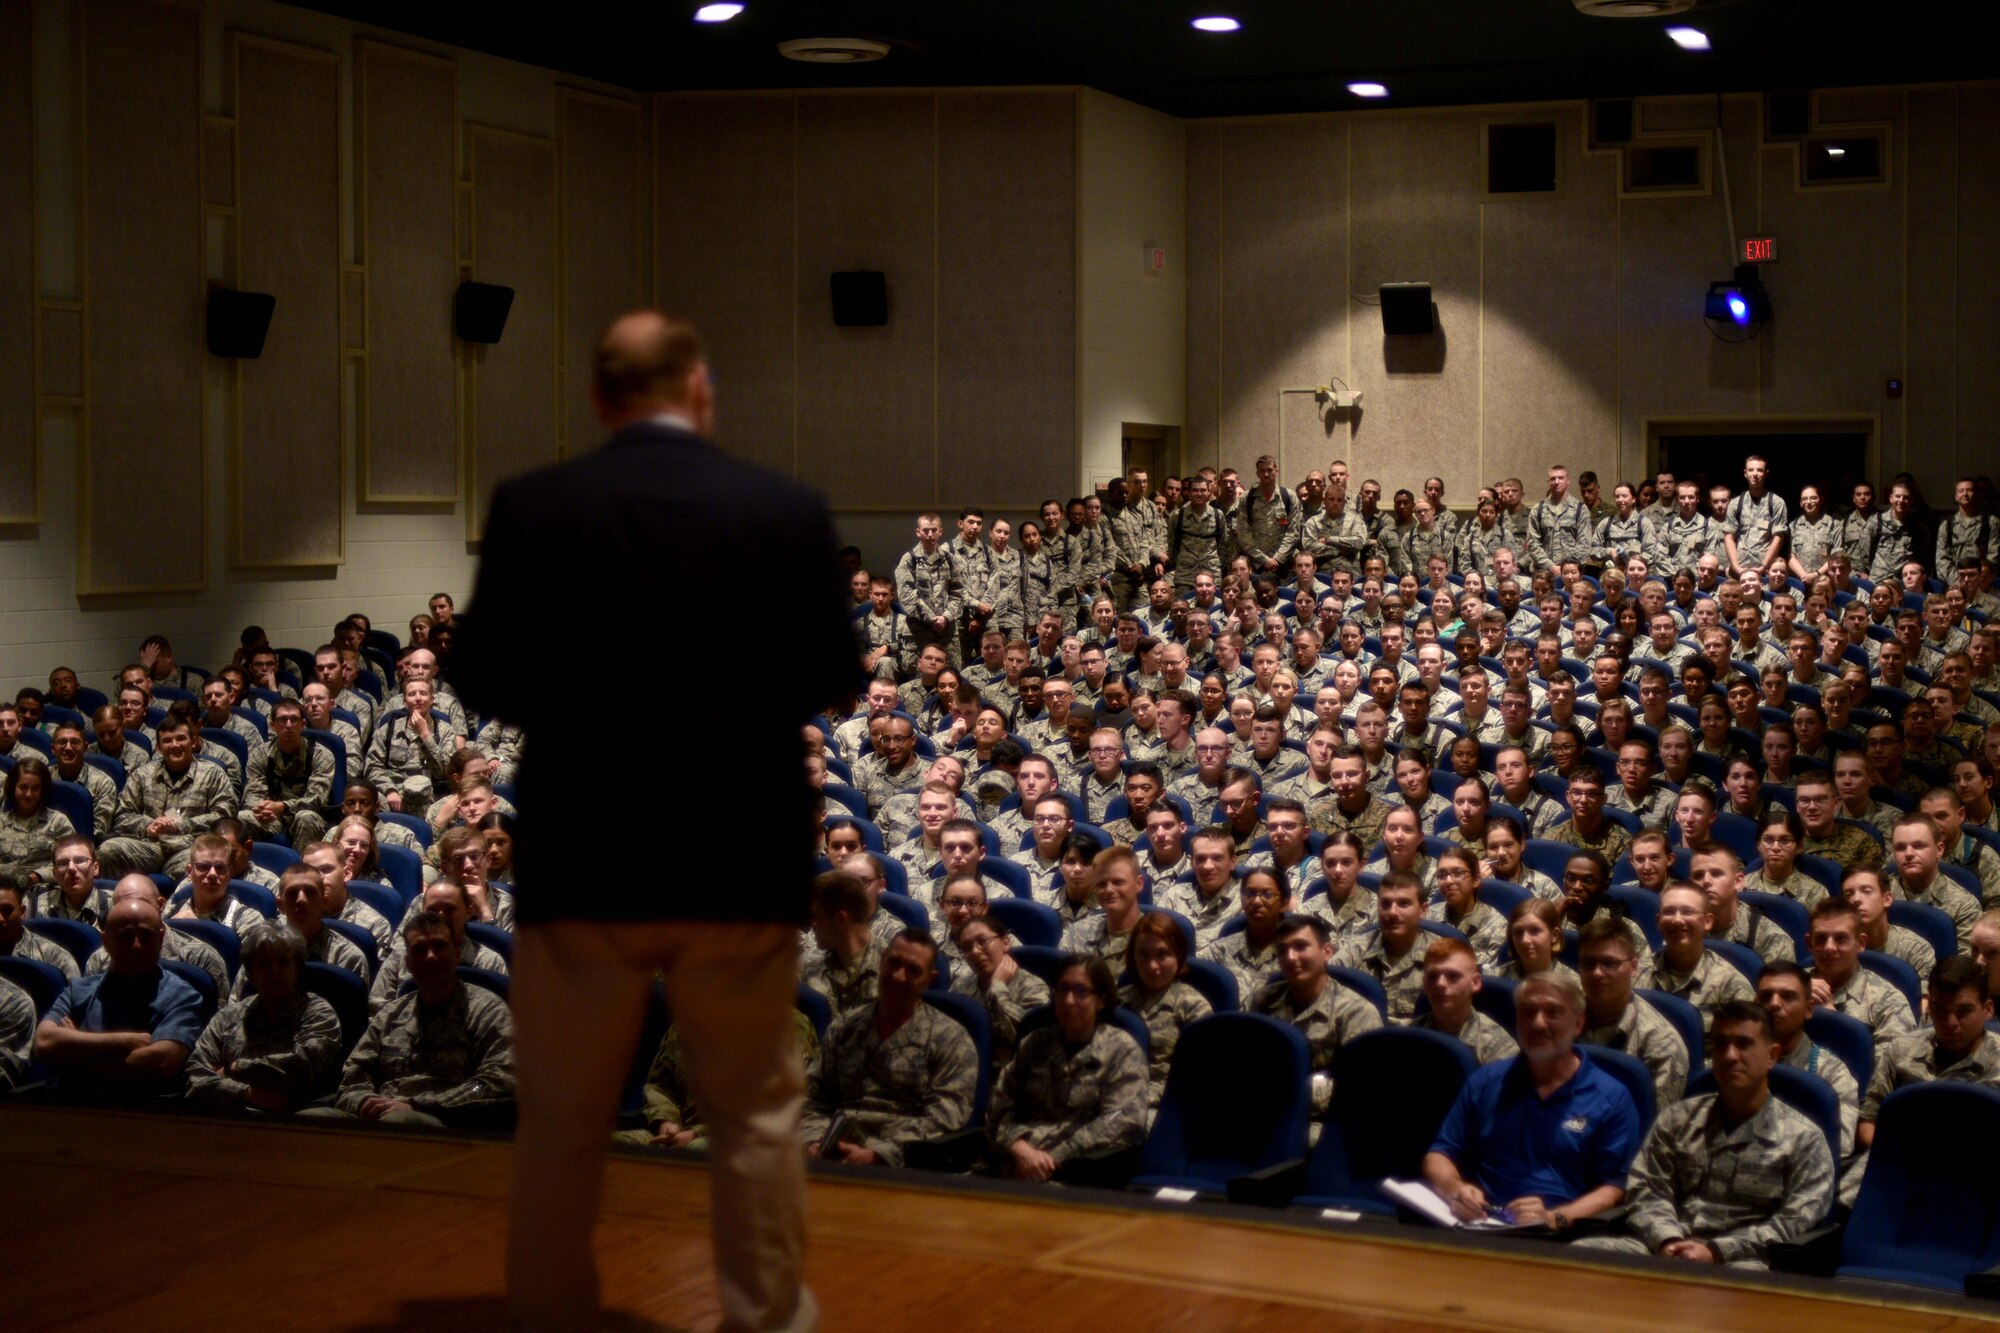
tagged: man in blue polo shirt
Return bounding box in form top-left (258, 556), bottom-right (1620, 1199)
top-left (1423, 970), bottom-right (1643, 1231)
top-left (34, 890), bottom-right (205, 1101)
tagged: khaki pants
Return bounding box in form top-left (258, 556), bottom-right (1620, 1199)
top-left (507, 920), bottom-right (814, 1333)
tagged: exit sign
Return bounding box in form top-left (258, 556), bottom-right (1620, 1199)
top-left (1740, 236), bottom-right (1778, 264)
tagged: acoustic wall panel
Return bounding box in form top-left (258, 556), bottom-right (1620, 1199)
top-left (655, 92), bottom-right (795, 477)
top-left (232, 35), bottom-right (342, 567)
top-left (1216, 118), bottom-right (1347, 485)
top-left (1480, 107), bottom-right (1620, 488)
top-left (0, 0), bottom-right (34, 522)
top-left (1184, 124), bottom-right (1221, 472)
top-left (1348, 113), bottom-right (1482, 499)
top-left (355, 40), bottom-right (459, 502)
top-left (795, 93), bottom-right (935, 509)
top-left (465, 126), bottom-right (558, 543)
top-left (1904, 87), bottom-right (1959, 485)
top-left (77, 0), bottom-right (205, 592)
top-left (559, 91), bottom-right (646, 461)
top-left (936, 91), bottom-right (1076, 509)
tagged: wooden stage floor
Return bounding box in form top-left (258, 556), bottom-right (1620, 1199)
top-left (3, 1104), bottom-right (1993, 1332)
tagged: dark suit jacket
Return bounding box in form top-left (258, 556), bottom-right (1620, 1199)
top-left (454, 419), bottom-right (858, 924)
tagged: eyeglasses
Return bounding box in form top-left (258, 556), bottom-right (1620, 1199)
top-left (1052, 983), bottom-right (1095, 999)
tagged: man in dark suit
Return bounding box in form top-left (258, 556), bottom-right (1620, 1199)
top-left (458, 310), bottom-right (855, 1333)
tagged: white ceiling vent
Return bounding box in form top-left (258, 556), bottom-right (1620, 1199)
top-left (1572, 0), bottom-right (1695, 15)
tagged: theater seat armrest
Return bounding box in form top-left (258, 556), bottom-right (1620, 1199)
top-left (1767, 1222), bottom-right (1845, 1276)
top-left (1225, 1158), bottom-right (1308, 1208)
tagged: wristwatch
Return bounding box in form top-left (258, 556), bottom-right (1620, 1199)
top-left (1549, 1209), bottom-right (1572, 1231)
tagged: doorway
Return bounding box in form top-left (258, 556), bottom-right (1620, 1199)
top-left (1119, 423), bottom-right (1183, 493)
top-left (1646, 415), bottom-right (1877, 514)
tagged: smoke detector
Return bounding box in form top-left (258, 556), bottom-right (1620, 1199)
top-left (778, 37), bottom-right (890, 63)
top-left (1572, 0), bottom-right (1694, 14)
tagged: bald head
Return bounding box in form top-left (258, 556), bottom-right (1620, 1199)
top-left (592, 310), bottom-right (712, 430)
top-left (113, 872), bottom-right (165, 907)
top-left (103, 895), bottom-right (165, 973)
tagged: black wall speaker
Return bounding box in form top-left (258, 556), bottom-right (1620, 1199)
top-left (1592, 98), bottom-right (1634, 147)
top-left (1379, 282), bottom-right (1435, 336)
top-left (830, 270), bottom-right (888, 326)
top-left (455, 281), bottom-right (515, 344)
top-left (205, 288), bottom-right (276, 359)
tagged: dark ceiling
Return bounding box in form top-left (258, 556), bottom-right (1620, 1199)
top-left (294, 1), bottom-right (1994, 118)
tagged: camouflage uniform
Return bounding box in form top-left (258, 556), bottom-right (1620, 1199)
top-left (1320, 795), bottom-right (1393, 852)
top-left (1800, 822), bottom-right (1883, 870)
top-left (1452, 521), bottom-right (1512, 579)
top-left (328, 980), bottom-right (515, 1124)
top-left (98, 757), bottom-right (237, 877)
top-left (1945, 835), bottom-right (2000, 908)
top-left (1637, 950), bottom-right (1756, 1030)
top-left (801, 1002), bottom-right (978, 1166)
top-left (185, 990), bottom-right (344, 1107)
top-left (1783, 1039), bottom-right (1860, 1158)
top-left (1413, 1008), bottom-right (1518, 1065)
top-left (172, 895), bottom-right (261, 936)
top-left (987, 1021), bottom-right (1149, 1166)
top-left (1743, 868), bottom-right (1829, 910)
top-left (1236, 486), bottom-right (1303, 572)
top-left (1305, 884), bottom-right (1379, 950)
top-left (1594, 512), bottom-right (1648, 570)
top-left (336, 689), bottom-right (377, 745)
top-left (0, 806), bottom-right (79, 885)
top-left (1118, 980), bottom-right (1214, 1109)
top-left (1646, 513), bottom-right (1721, 577)
top-left (1406, 523), bottom-right (1454, 576)
top-left (53, 761), bottom-right (119, 841)
top-left (1427, 901), bottom-right (1509, 971)
top-left (1885, 869), bottom-right (1981, 949)
top-left (1870, 926), bottom-right (1936, 986)
top-left (92, 738), bottom-right (150, 772)
top-left (338, 895), bottom-right (395, 955)
top-left (367, 936), bottom-right (509, 1015)
top-left (362, 713), bottom-right (460, 819)
top-left (1584, 997), bottom-right (1689, 1109)
top-left (801, 937), bottom-right (886, 1017)
top-left (1338, 932), bottom-right (1427, 1024)
top-left (1401, 791), bottom-right (1454, 837)
top-left (1200, 930), bottom-right (1282, 1003)
top-left (1863, 512), bottom-right (1921, 584)
top-left (875, 791), bottom-right (978, 849)
top-left (1060, 912), bottom-right (1136, 969)
top-left (1607, 782), bottom-right (1677, 830)
top-left (620, 1012), bottom-right (823, 1147)
top-left (971, 966), bottom-right (1049, 1070)
top-left (228, 926), bottom-right (371, 1000)
top-left (1279, 505), bottom-right (1371, 576)
top-left (1723, 492), bottom-right (1790, 573)
top-left (1937, 512), bottom-right (1998, 574)
top-left (1788, 513), bottom-right (1841, 576)
top-left (240, 738), bottom-right (338, 845)
top-left (947, 535), bottom-right (999, 660)
top-left (852, 754), bottom-right (927, 818)
top-left (1579, 1091), bottom-right (1834, 1268)
top-left (1152, 880), bottom-right (1241, 951)
top-left (0, 975), bottom-right (33, 1091)
top-left (853, 611), bottom-right (912, 680)
top-left (1074, 771), bottom-right (1125, 825)
top-left (3, 925), bottom-right (82, 980)
top-left (472, 719), bottom-right (524, 786)
top-left (1253, 977), bottom-right (1384, 1110)
top-left (1861, 1030), bottom-right (2000, 1125)
top-left (1715, 904), bottom-right (1801, 968)
top-left (1168, 503), bottom-right (1227, 595)
top-left (894, 543), bottom-right (963, 664)
top-left (1530, 495), bottom-right (1592, 571)
top-left (1815, 967), bottom-right (1917, 1042)
top-left (1497, 507), bottom-right (1551, 572)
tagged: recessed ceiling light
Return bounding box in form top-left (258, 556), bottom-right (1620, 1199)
top-left (777, 37), bottom-right (889, 63)
top-left (1826, 145), bottom-right (1846, 157)
top-left (694, 3), bottom-right (743, 21)
top-left (1665, 25), bottom-right (1710, 50)
top-left (1348, 82), bottom-right (1389, 98)
top-left (1191, 17), bottom-right (1241, 32)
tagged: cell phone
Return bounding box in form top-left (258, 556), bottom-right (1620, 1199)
top-left (817, 1111), bottom-right (849, 1158)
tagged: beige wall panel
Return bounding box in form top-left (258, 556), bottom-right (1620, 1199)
top-left (1348, 113), bottom-right (1481, 498)
top-left (0, 0), bottom-right (34, 521)
top-left (466, 129), bottom-right (558, 542)
top-left (39, 307), bottom-right (83, 401)
top-left (559, 92), bottom-right (645, 460)
top-left (1957, 86), bottom-right (2000, 480)
top-left (794, 93), bottom-right (935, 509)
top-left (655, 92), bottom-right (794, 476)
top-left (78, 0), bottom-right (204, 591)
top-left (1754, 140), bottom-right (1903, 468)
top-left (1215, 118), bottom-right (1346, 485)
top-left (1904, 88), bottom-right (1958, 484)
top-left (233, 37), bottom-right (341, 566)
top-left (1481, 108), bottom-right (1621, 489)
top-left (936, 91), bottom-right (1076, 508)
top-left (1184, 124), bottom-right (1221, 473)
top-left (1636, 96), bottom-right (1715, 135)
top-left (356, 41), bottom-right (459, 501)
top-left (1614, 99), bottom-right (1761, 470)
top-left (1818, 87), bottom-right (1903, 125)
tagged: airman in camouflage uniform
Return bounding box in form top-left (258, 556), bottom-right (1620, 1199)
top-left (1799, 820), bottom-right (1882, 870)
top-left (322, 977), bottom-right (515, 1126)
top-left (1119, 980), bottom-right (1214, 1109)
top-left (1638, 949), bottom-right (1756, 1030)
top-left (801, 933), bottom-right (886, 1016)
top-left (1339, 930), bottom-right (1426, 1024)
top-left (367, 933), bottom-right (510, 1015)
top-left (1861, 1024), bottom-right (2000, 1126)
top-left (894, 518), bottom-right (964, 665)
top-left (1579, 1086), bottom-right (1834, 1268)
top-left (1414, 1006), bottom-right (1519, 1065)
top-left (1816, 966), bottom-right (1917, 1042)
top-left (186, 987), bottom-right (345, 1108)
top-left (1254, 973), bottom-right (1383, 1104)
top-left (1279, 502), bottom-right (1371, 577)
top-left (98, 747), bottom-right (237, 877)
top-left (987, 1020), bottom-right (1150, 1169)
top-left (362, 706), bottom-right (460, 820)
top-left (800, 1001), bottom-right (978, 1167)
top-left (1584, 995), bottom-right (1690, 1109)
top-left (0, 805), bottom-right (78, 886)
top-left (240, 728), bottom-right (338, 846)
top-left (0, 975), bottom-right (34, 1091)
